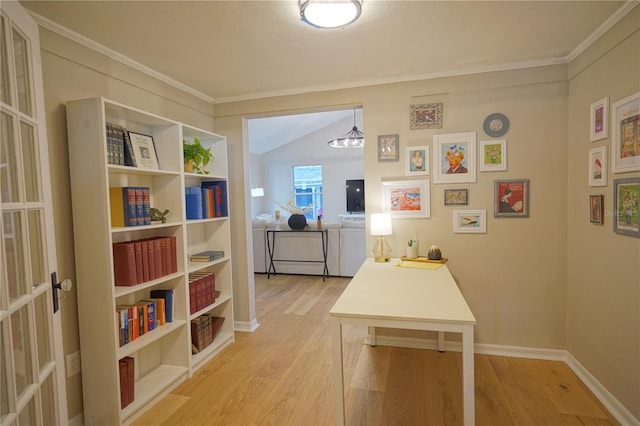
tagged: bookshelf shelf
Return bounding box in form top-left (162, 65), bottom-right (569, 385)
top-left (66, 97), bottom-right (234, 425)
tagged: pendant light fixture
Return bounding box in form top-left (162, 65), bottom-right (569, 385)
top-left (328, 109), bottom-right (364, 148)
top-left (299, 0), bottom-right (363, 29)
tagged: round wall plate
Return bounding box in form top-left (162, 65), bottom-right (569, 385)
top-left (483, 113), bottom-right (510, 137)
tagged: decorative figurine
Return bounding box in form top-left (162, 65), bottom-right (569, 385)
top-left (150, 208), bottom-right (170, 223)
top-left (428, 245), bottom-right (442, 260)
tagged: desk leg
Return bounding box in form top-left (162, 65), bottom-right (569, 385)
top-left (266, 231), bottom-right (276, 279)
top-left (462, 325), bottom-right (475, 426)
top-left (331, 316), bottom-right (345, 426)
top-left (321, 230), bottom-right (329, 281)
top-left (438, 331), bottom-right (445, 352)
top-left (367, 326), bottom-right (377, 346)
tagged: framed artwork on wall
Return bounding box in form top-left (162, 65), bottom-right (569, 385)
top-left (453, 209), bottom-right (486, 233)
top-left (433, 132), bottom-right (476, 184)
top-left (381, 179), bottom-right (430, 218)
top-left (378, 134), bottom-right (400, 162)
top-left (611, 91), bottom-right (640, 173)
top-left (405, 146), bottom-right (429, 175)
top-left (494, 179), bottom-right (529, 218)
top-left (479, 139), bottom-right (507, 172)
top-left (589, 195), bottom-right (604, 225)
top-left (613, 178), bottom-right (640, 237)
top-left (588, 146), bottom-right (607, 187)
top-left (444, 188), bottom-right (468, 206)
top-left (589, 97), bottom-right (609, 142)
top-left (409, 103), bottom-right (443, 130)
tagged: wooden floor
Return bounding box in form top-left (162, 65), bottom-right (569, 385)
top-left (133, 274), bottom-right (618, 426)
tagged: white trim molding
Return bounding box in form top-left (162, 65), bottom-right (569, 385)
top-left (234, 319), bottom-right (260, 333)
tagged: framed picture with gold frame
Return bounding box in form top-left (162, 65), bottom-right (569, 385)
top-left (589, 195), bottom-right (604, 225)
top-left (378, 134), bottom-right (399, 162)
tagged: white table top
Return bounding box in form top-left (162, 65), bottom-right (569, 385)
top-left (329, 258), bottom-right (476, 325)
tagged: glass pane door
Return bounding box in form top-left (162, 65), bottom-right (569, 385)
top-left (0, 3), bottom-right (67, 425)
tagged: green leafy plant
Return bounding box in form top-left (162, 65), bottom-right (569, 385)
top-left (183, 137), bottom-right (213, 174)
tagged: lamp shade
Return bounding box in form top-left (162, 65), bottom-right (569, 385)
top-left (370, 213), bottom-right (392, 236)
top-left (299, 0), bottom-right (362, 29)
top-left (251, 187), bottom-right (264, 197)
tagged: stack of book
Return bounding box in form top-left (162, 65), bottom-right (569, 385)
top-left (115, 289), bottom-right (174, 348)
top-left (118, 356), bottom-right (134, 408)
top-left (109, 186), bottom-right (151, 227)
top-left (112, 236), bottom-right (177, 286)
top-left (106, 123), bottom-right (137, 167)
top-left (189, 250), bottom-right (224, 262)
top-left (188, 272), bottom-right (216, 314)
top-left (191, 315), bottom-right (225, 354)
top-left (185, 180), bottom-right (228, 220)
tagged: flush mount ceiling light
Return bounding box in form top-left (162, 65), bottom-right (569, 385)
top-left (299, 0), bottom-right (363, 29)
top-left (328, 109), bottom-right (364, 148)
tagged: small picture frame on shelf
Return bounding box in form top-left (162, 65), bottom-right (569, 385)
top-left (589, 195), bottom-right (604, 225)
top-left (613, 177), bottom-right (640, 237)
top-left (588, 146), bottom-right (607, 187)
top-left (127, 131), bottom-right (160, 170)
top-left (589, 97), bottom-right (609, 142)
top-left (453, 209), bottom-right (486, 233)
top-left (405, 146), bottom-right (429, 175)
top-left (444, 188), bottom-right (468, 206)
top-left (378, 134), bottom-right (400, 162)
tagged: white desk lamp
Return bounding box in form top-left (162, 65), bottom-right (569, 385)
top-left (370, 213), bottom-right (392, 262)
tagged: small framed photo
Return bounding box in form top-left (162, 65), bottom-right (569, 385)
top-left (479, 140), bottom-right (507, 172)
top-left (378, 134), bottom-right (399, 162)
top-left (494, 179), bottom-right (530, 218)
top-left (588, 146), bottom-right (607, 187)
top-left (127, 131), bottom-right (160, 170)
top-left (405, 146), bottom-right (429, 175)
top-left (444, 188), bottom-right (468, 206)
top-left (590, 97), bottom-right (609, 142)
top-left (381, 179), bottom-right (430, 218)
top-left (453, 209), bottom-right (486, 233)
top-left (433, 132), bottom-right (476, 184)
top-left (410, 103), bottom-right (443, 130)
top-left (611, 92), bottom-right (640, 173)
top-left (613, 178), bottom-right (640, 237)
top-left (590, 195), bottom-right (604, 225)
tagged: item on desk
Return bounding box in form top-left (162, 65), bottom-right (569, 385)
top-left (428, 245), bottom-right (442, 260)
top-left (275, 210), bottom-right (281, 220)
top-left (317, 215), bottom-right (322, 230)
top-left (406, 237), bottom-right (418, 259)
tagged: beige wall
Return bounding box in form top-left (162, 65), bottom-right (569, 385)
top-left (566, 6), bottom-right (640, 418)
top-left (38, 28), bottom-right (216, 419)
top-left (35, 5), bottom-right (639, 422)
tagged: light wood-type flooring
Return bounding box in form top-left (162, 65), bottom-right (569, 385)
top-left (133, 273), bottom-right (618, 426)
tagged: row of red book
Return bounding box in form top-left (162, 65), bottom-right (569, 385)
top-left (189, 272), bottom-right (216, 315)
top-left (109, 186), bottom-right (151, 227)
top-left (117, 290), bottom-right (173, 347)
top-left (191, 315), bottom-right (225, 354)
top-left (113, 236), bottom-right (177, 286)
top-left (119, 356), bottom-right (134, 409)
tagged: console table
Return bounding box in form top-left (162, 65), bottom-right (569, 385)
top-left (266, 229), bottom-right (329, 281)
top-left (329, 258), bottom-right (477, 425)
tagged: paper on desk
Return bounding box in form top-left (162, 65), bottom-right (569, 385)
top-left (395, 261), bottom-right (443, 270)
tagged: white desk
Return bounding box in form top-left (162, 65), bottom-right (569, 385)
top-left (329, 258), bottom-right (477, 425)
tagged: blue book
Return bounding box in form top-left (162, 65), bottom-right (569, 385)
top-left (149, 289), bottom-right (174, 322)
top-left (185, 187), bottom-right (203, 220)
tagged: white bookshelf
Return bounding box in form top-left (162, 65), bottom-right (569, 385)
top-left (66, 97), bottom-right (234, 425)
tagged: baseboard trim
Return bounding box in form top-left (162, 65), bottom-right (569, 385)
top-left (68, 413), bottom-right (84, 426)
top-left (371, 335), bottom-right (639, 426)
top-left (234, 319), bottom-right (260, 333)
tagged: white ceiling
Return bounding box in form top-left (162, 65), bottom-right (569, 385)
top-left (20, 0), bottom-right (634, 152)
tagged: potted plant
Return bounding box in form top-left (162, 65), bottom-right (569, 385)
top-left (183, 137), bottom-right (213, 174)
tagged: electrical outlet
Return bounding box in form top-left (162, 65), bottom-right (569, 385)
top-left (66, 351), bottom-right (81, 378)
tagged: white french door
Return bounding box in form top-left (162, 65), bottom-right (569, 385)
top-left (1, 1), bottom-right (68, 425)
